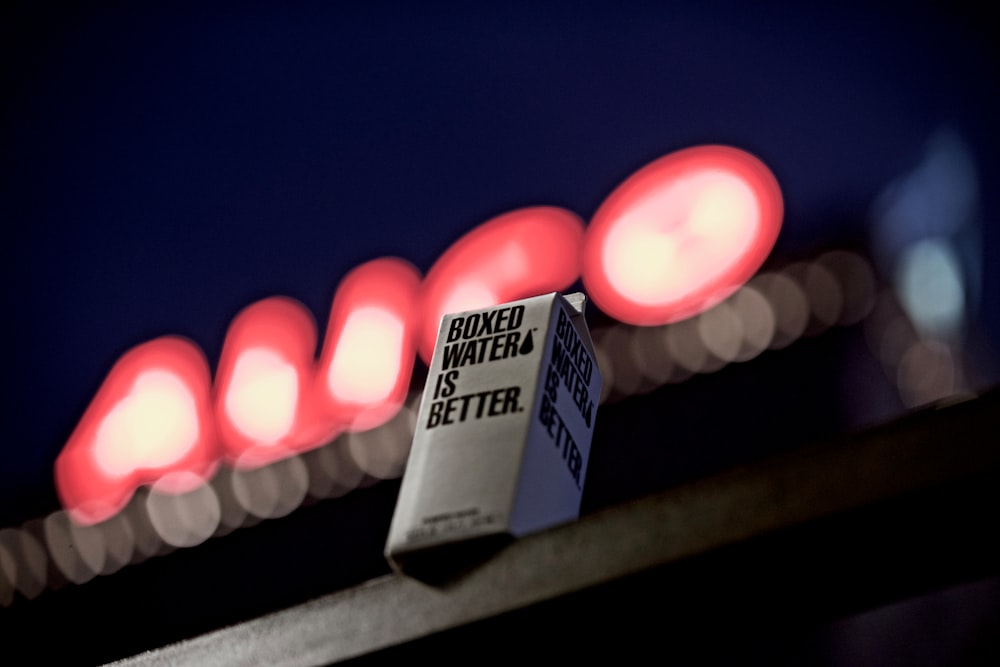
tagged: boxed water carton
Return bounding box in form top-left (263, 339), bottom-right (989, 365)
top-left (385, 292), bottom-right (601, 575)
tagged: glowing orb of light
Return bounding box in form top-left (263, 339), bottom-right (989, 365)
top-left (582, 145), bottom-right (783, 325)
top-left (95, 371), bottom-right (200, 476)
top-left (225, 349), bottom-right (298, 443)
top-left (214, 296), bottom-right (321, 468)
top-left (316, 257), bottom-right (422, 433)
top-left (417, 206), bottom-right (586, 362)
top-left (55, 336), bottom-right (218, 526)
top-left (328, 307), bottom-right (406, 404)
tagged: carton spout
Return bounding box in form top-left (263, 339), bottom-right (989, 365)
top-left (563, 291), bottom-right (587, 316)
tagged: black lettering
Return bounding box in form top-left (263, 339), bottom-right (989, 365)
top-left (427, 400), bottom-right (443, 428)
top-left (462, 313), bottom-right (480, 339)
top-left (473, 391), bottom-right (490, 419)
top-left (457, 393), bottom-right (474, 421)
top-left (447, 316), bottom-right (464, 343)
top-left (556, 342), bottom-right (581, 392)
top-left (495, 307), bottom-right (510, 330)
top-left (540, 393), bottom-right (564, 440)
top-left (488, 389), bottom-right (505, 416)
top-left (427, 387), bottom-right (522, 428)
top-left (460, 339), bottom-right (486, 366)
top-left (537, 392), bottom-right (585, 487)
top-left (572, 375), bottom-right (590, 417)
top-left (439, 306), bottom-right (528, 370)
top-left (442, 342), bottom-right (463, 370)
top-left (478, 309), bottom-right (497, 335)
top-left (567, 440), bottom-right (582, 485)
top-left (549, 338), bottom-right (596, 424)
top-left (443, 397), bottom-right (457, 425)
top-left (503, 386), bottom-right (520, 414)
top-left (505, 332), bottom-right (521, 359)
top-left (442, 331), bottom-right (527, 370)
top-left (442, 370), bottom-right (458, 397)
top-left (433, 370), bottom-right (460, 398)
top-left (551, 339), bottom-right (566, 378)
top-left (554, 307), bottom-right (594, 384)
top-left (486, 331), bottom-right (520, 362)
top-left (545, 365), bottom-right (558, 402)
top-left (554, 417), bottom-right (569, 454)
top-left (508, 305), bottom-right (524, 330)
top-left (489, 333), bottom-right (505, 361)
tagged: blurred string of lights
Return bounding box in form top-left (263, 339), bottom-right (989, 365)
top-left (54, 144), bottom-right (783, 526)
top-left (3, 131), bottom-right (990, 606)
top-left (4, 246), bottom-right (980, 607)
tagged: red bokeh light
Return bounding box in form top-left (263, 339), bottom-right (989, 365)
top-left (55, 337), bottom-right (219, 525)
top-left (53, 145), bottom-right (783, 525)
top-left (582, 145), bottom-right (783, 325)
top-left (416, 206), bottom-right (586, 362)
top-left (214, 296), bottom-right (324, 469)
top-left (315, 257), bottom-right (423, 433)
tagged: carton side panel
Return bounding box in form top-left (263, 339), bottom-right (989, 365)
top-left (509, 296), bottom-right (600, 536)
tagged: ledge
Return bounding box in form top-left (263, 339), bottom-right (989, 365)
top-left (113, 388), bottom-right (1000, 666)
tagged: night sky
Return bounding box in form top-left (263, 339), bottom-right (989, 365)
top-left (2, 1), bottom-right (998, 528)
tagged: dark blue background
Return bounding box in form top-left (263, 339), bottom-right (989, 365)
top-left (2, 3), bottom-right (999, 664)
top-left (2, 1), bottom-right (998, 525)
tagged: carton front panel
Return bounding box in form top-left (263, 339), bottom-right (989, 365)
top-left (387, 297), bottom-right (551, 556)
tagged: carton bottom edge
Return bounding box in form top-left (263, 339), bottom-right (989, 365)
top-left (385, 532), bottom-right (514, 583)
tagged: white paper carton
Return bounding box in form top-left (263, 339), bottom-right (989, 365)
top-left (385, 292), bottom-right (601, 575)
